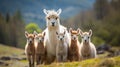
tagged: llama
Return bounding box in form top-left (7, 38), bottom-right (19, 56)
top-left (43, 9), bottom-right (70, 64)
top-left (25, 31), bottom-right (35, 67)
top-left (79, 29), bottom-right (97, 60)
top-left (68, 28), bottom-right (80, 61)
top-left (56, 31), bottom-right (68, 62)
top-left (34, 31), bottom-right (46, 65)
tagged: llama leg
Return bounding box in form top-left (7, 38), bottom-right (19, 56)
top-left (27, 55), bottom-right (31, 67)
top-left (45, 54), bottom-right (55, 64)
top-left (63, 54), bottom-right (67, 62)
top-left (56, 54), bottom-right (61, 62)
top-left (41, 55), bottom-right (44, 64)
top-left (36, 54), bottom-right (39, 65)
top-left (32, 54), bottom-right (35, 67)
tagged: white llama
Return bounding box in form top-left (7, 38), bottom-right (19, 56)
top-left (43, 9), bottom-right (70, 64)
top-left (56, 31), bottom-right (68, 62)
top-left (79, 29), bottom-right (97, 60)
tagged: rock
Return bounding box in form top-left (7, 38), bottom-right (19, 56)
top-left (0, 61), bottom-right (4, 65)
top-left (97, 50), bottom-right (105, 54)
top-left (97, 44), bottom-right (111, 54)
top-left (0, 56), bottom-right (11, 60)
top-left (5, 63), bottom-right (9, 66)
top-left (0, 61), bottom-right (9, 66)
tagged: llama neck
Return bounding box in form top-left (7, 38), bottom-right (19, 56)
top-left (58, 40), bottom-right (65, 47)
top-left (28, 42), bottom-right (34, 46)
top-left (38, 42), bottom-right (44, 46)
top-left (70, 40), bottom-right (78, 48)
top-left (82, 42), bottom-right (90, 49)
top-left (37, 42), bottom-right (44, 48)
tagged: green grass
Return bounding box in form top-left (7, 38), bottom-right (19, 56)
top-left (0, 44), bottom-right (24, 56)
top-left (39, 56), bottom-right (120, 67)
top-left (0, 44), bottom-right (120, 67)
top-left (0, 44), bottom-right (28, 67)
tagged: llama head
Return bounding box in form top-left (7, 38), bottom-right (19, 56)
top-left (56, 30), bottom-right (66, 42)
top-left (25, 31), bottom-right (35, 44)
top-left (79, 29), bottom-right (92, 44)
top-left (69, 28), bottom-right (80, 41)
top-left (34, 31), bottom-right (45, 43)
top-left (43, 9), bottom-right (62, 27)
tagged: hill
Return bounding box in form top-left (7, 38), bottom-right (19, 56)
top-left (0, 44), bottom-right (120, 67)
top-left (0, 44), bottom-right (27, 67)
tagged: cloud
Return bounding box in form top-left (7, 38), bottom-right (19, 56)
top-left (24, 12), bottom-right (43, 19)
top-left (63, 6), bottom-right (76, 13)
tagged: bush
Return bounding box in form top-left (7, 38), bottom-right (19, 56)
top-left (25, 22), bottom-right (42, 33)
top-left (92, 36), bottom-right (105, 46)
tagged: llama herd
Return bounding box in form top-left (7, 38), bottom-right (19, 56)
top-left (25, 9), bottom-right (97, 67)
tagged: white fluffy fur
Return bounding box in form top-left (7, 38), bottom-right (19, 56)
top-left (43, 9), bottom-right (70, 63)
top-left (79, 29), bottom-right (97, 60)
top-left (56, 31), bottom-right (68, 62)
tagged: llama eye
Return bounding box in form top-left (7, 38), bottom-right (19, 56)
top-left (88, 37), bottom-right (89, 39)
top-left (82, 37), bottom-right (83, 38)
top-left (71, 35), bottom-right (73, 36)
top-left (48, 17), bottom-right (50, 20)
top-left (58, 36), bottom-right (59, 38)
top-left (63, 36), bottom-right (64, 38)
top-left (55, 17), bottom-right (58, 20)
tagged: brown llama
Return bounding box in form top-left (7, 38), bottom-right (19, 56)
top-left (34, 31), bottom-right (46, 65)
top-left (68, 28), bottom-right (81, 61)
top-left (25, 31), bottom-right (35, 67)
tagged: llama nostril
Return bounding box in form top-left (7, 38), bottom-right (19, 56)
top-left (74, 38), bottom-right (76, 40)
top-left (30, 41), bottom-right (32, 43)
top-left (52, 23), bottom-right (55, 26)
top-left (85, 40), bottom-right (87, 42)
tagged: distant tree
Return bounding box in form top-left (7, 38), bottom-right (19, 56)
top-left (111, 0), bottom-right (120, 11)
top-left (25, 23), bottom-right (42, 33)
top-left (94, 0), bottom-right (110, 20)
top-left (6, 12), bottom-right (10, 22)
top-left (0, 10), bottom-right (25, 48)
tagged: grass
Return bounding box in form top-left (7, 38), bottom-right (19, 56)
top-left (0, 44), bottom-right (120, 67)
top-left (0, 44), bottom-right (24, 56)
top-left (39, 56), bottom-right (120, 67)
top-left (0, 44), bottom-right (27, 67)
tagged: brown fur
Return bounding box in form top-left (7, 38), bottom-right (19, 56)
top-left (35, 33), bottom-right (46, 65)
top-left (25, 33), bottom-right (35, 67)
top-left (68, 29), bottom-right (80, 61)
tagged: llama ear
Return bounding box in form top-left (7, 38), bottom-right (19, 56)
top-left (79, 30), bottom-right (83, 36)
top-left (77, 28), bottom-right (80, 34)
top-left (63, 30), bottom-right (66, 35)
top-left (56, 32), bottom-right (58, 35)
top-left (89, 29), bottom-right (92, 36)
top-left (69, 28), bottom-right (72, 33)
top-left (43, 32), bottom-right (46, 37)
top-left (33, 31), bottom-right (38, 37)
top-left (57, 8), bottom-right (62, 15)
top-left (25, 31), bottom-right (29, 38)
top-left (43, 9), bottom-right (48, 15)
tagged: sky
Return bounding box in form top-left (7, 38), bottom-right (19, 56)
top-left (0, 0), bottom-right (95, 28)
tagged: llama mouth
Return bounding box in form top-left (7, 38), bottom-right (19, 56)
top-left (52, 24), bottom-right (55, 26)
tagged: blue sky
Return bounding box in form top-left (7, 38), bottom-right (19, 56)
top-left (0, 0), bottom-right (95, 28)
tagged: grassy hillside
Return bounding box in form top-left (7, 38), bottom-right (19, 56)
top-left (39, 56), bottom-right (120, 67)
top-left (0, 44), bottom-right (27, 67)
top-left (0, 44), bottom-right (120, 67)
